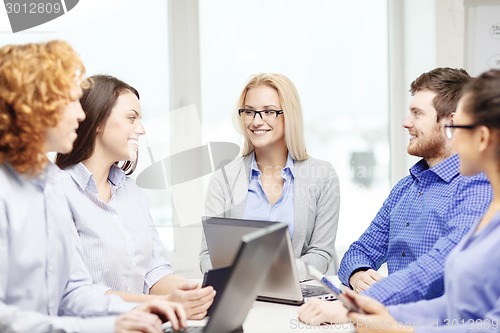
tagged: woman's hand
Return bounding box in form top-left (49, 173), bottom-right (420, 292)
top-left (298, 298), bottom-right (349, 325)
top-left (115, 299), bottom-right (187, 333)
top-left (164, 282), bottom-right (216, 320)
top-left (346, 290), bottom-right (413, 333)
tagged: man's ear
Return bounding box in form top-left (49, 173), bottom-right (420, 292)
top-left (449, 112), bottom-right (455, 124)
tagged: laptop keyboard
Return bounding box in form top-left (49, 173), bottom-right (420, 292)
top-left (163, 326), bottom-right (204, 333)
top-left (301, 284), bottom-right (332, 297)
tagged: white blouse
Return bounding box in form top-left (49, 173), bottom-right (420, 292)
top-left (62, 163), bottom-right (174, 294)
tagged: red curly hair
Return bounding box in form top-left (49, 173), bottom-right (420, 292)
top-left (0, 40), bottom-right (85, 175)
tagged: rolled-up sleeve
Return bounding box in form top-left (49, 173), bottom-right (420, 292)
top-left (144, 223), bottom-right (175, 293)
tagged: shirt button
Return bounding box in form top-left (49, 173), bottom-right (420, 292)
top-left (418, 191), bottom-right (422, 196)
top-left (406, 222), bottom-right (410, 227)
top-left (402, 251), bottom-right (406, 257)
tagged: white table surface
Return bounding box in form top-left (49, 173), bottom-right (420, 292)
top-left (242, 300), bottom-right (355, 332)
top-left (187, 276), bottom-right (355, 332)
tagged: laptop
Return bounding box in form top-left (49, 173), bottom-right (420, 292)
top-left (164, 222), bottom-right (288, 333)
top-left (202, 216), bottom-right (335, 305)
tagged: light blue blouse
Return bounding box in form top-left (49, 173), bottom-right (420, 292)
top-left (388, 212), bottom-right (500, 332)
top-left (243, 152), bottom-right (295, 236)
top-left (61, 163), bottom-right (174, 295)
top-left (0, 163), bottom-right (135, 333)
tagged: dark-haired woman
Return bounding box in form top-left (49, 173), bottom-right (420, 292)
top-left (56, 75), bottom-right (214, 320)
top-left (1, 42), bottom-right (185, 333)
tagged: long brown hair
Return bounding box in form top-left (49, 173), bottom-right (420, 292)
top-left (56, 75), bottom-right (139, 174)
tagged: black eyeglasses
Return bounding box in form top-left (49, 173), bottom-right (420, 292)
top-left (238, 109), bottom-right (284, 120)
top-left (444, 124), bottom-right (478, 139)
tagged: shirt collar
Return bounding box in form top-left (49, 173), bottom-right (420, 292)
top-left (9, 162), bottom-right (60, 190)
top-left (409, 154), bottom-right (459, 183)
top-left (283, 153), bottom-right (295, 178)
top-left (107, 164), bottom-right (126, 187)
top-left (65, 162), bottom-right (126, 193)
top-left (249, 151), bottom-right (295, 178)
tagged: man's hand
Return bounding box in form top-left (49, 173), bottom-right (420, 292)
top-left (349, 269), bottom-right (383, 292)
top-left (346, 290), bottom-right (413, 333)
top-left (297, 299), bottom-right (349, 325)
top-left (164, 282), bottom-right (216, 320)
top-left (116, 299), bottom-right (186, 333)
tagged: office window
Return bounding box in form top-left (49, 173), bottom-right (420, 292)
top-left (199, 0), bottom-right (390, 258)
top-left (0, 0), bottom-right (393, 276)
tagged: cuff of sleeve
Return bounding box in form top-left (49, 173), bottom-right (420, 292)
top-left (338, 261), bottom-right (372, 286)
top-left (78, 316), bottom-right (116, 333)
top-left (387, 305), bottom-right (401, 321)
top-left (388, 304), bottom-right (440, 328)
top-left (295, 258), bottom-right (307, 281)
top-left (200, 255), bottom-right (213, 274)
top-left (107, 295), bottom-right (139, 314)
top-left (145, 266), bottom-right (175, 292)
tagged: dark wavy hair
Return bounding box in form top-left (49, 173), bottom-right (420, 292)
top-left (56, 74), bottom-right (139, 174)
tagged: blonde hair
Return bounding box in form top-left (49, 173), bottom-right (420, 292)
top-left (0, 40), bottom-right (85, 174)
top-left (235, 73), bottom-right (308, 160)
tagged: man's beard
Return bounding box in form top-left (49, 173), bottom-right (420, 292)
top-left (407, 127), bottom-right (448, 161)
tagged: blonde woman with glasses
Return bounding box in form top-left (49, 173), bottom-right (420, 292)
top-left (199, 73), bottom-right (340, 280)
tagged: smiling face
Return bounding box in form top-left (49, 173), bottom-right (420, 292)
top-left (45, 85), bottom-right (85, 153)
top-left (96, 91), bottom-right (145, 162)
top-left (403, 89), bottom-right (452, 165)
top-left (242, 85), bottom-right (286, 154)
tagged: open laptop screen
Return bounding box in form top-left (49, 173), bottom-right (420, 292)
top-left (204, 222), bottom-right (288, 333)
top-left (203, 216), bottom-right (318, 305)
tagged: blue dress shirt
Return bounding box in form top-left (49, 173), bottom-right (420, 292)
top-left (61, 163), bottom-right (174, 295)
top-left (243, 153), bottom-right (295, 236)
top-left (388, 211), bottom-right (500, 332)
top-left (0, 163), bottom-right (135, 333)
top-left (338, 155), bottom-right (492, 305)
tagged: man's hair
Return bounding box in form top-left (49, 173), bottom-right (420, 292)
top-left (0, 40), bottom-right (85, 174)
top-left (235, 73), bottom-right (308, 161)
top-left (410, 67), bottom-right (471, 121)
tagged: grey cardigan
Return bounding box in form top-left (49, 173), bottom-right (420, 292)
top-left (199, 155), bottom-right (340, 280)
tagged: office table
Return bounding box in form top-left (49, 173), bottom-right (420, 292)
top-left (242, 300), bottom-right (355, 332)
top-left (186, 300), bottom-right (355, 332)
top-left (188, 276), bottom-right (356, 332)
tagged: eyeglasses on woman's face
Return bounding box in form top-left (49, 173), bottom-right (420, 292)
top-left (444, 124), bottom-right (478, 140)
top-left (238, 109), bottom-right (284, 121)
